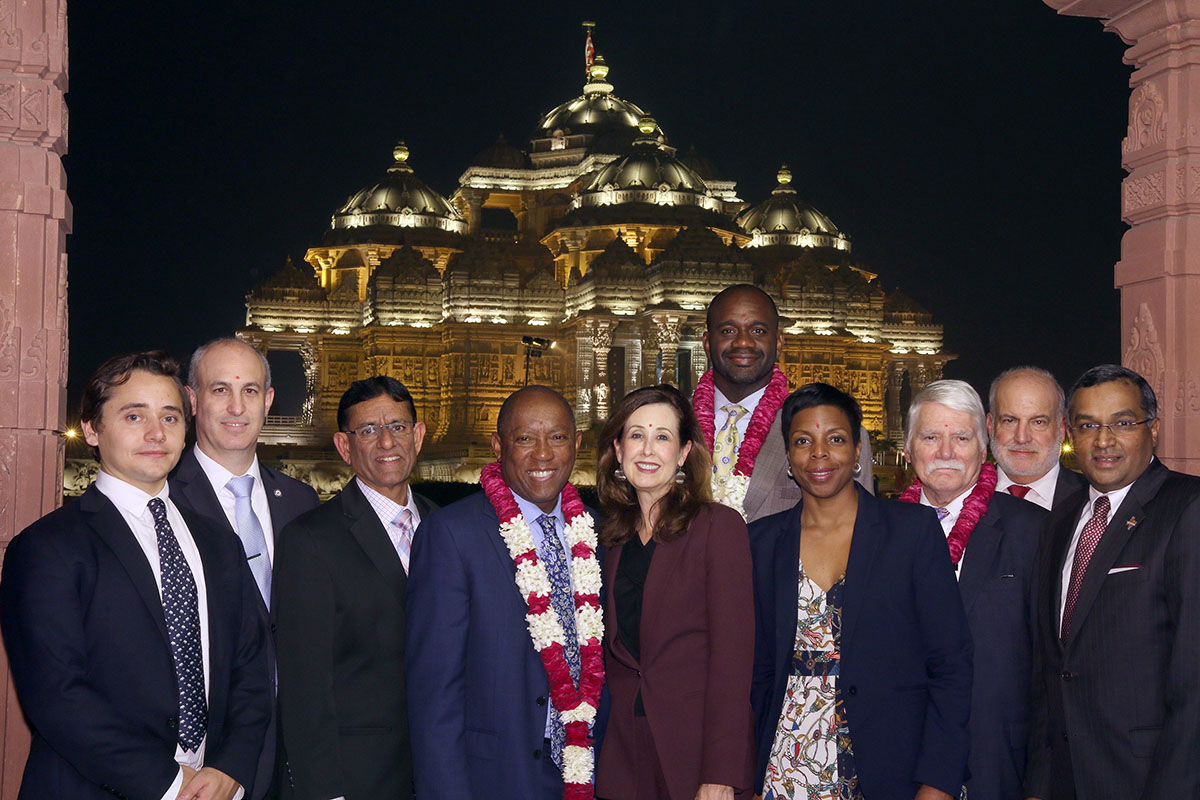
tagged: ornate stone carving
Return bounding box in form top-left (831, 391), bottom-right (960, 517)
top-left (0, 430), bottom-right (15, 531)
top-left (1123, 82), bottom-right (1166, 155)
top-left (1123, 302), bottom-right (1166, 404)
top-left (1124, 171), bottom-right (1165, 213)
top-left (1175, 373), bottom-right (1200, 417)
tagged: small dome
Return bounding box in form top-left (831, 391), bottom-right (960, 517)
top-left (332, 142), bottom-right (468, 237)
top-left (582, 119), bottom-right (707, 195)
top-left (472, 135), bottom-right (531, 169)
top-left (736, 165), bottom-right (848, 251)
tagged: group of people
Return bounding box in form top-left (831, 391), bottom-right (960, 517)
top-left (1, 284), bottom-right (1197, 800)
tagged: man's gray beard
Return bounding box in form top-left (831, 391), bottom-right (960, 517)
top-left (990, 439), bottom-right (1062, 480)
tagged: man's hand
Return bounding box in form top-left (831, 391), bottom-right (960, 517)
top-left (913, 786), bottom-right (954, 800)
top-left (175, 766), bottom-right (197, 799)
top-left (177, 767), bottom-right (241, 800)
top-left (695, 784), bottom-right (735, 800)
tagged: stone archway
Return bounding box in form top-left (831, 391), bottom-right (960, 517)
top-left (1047, 0), bottom-right (1200, 475)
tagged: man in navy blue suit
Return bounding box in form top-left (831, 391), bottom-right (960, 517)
top-left (1, 351), bottom-right (270, 800)
top-left (407, 385), bottom-right (595, 800)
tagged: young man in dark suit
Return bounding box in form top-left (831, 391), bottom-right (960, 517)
top-left (1026, 365), bottom-right (1200, 799)
top-left (273, 376), bottom-right (435, 800)
top-left (1, 351), bottom-right (271, 800)
top-left (169, 337), bottom-right (319, 799)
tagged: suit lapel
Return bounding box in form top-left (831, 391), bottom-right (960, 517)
top-left (340, 481), bottom-right (407, 607)
top-left (641, 525), bottom-right (687, 649)
top-left (82, 486), bottom-right (170, 645)
top-left (774, 503), bottom-right (803, 681)
top-left (743, 414), bottom-right (784, 522)
top-left (957, 505), bottom-right (1003, 617)
top-left (840, 488), bottom-right (883, 651)
top-left (176, 449), bottom-right (235, 535)
top-left (603, 544), bottom-right (640, 670)
top-left (1045, 498), bottom-right (1084, 649)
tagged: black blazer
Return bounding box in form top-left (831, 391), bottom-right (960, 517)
top-left (273, 479), bottom-right (435, 800)
top-left (750, 487), bottom-right (973, 800)
top-left (957, 492), bottom-right (1046, 800)
top-left (0, 484), bottom-right (271, 800)
top-left (169, 446), bottom-right (319, 799)
top-left (1026, 459), bottom-right (1200, 799)
top-left (1051, 467), bottom-right (1087, 513)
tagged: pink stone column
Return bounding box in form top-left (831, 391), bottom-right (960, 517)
top-left (0, 0), bottom-right (69, 794)
top-left (1048, 0), bottom-right (1200, 475)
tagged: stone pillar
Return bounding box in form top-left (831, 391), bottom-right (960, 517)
top-left (1048, 0), bottom-right (1200, 473)
top-left (645, 311), bottom-right (684, 385)
top-left (0, 1), bottom-right (69, 793)
top-left (886, 361), bottom-right (906, 445)
top-left (461, 188), bottom-right (485, 236)
top-left (586, 317), bottom-right (616, 424)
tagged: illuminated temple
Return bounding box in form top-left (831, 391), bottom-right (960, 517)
top-left (239, 49), bottom-right (952, 485)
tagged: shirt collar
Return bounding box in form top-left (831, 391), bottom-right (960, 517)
top-left (512, 491), bottom-right (564, 531)
top-left (95, 469), bottom-right (169, 517)
top-left (355, 477), bottom-right (411, 524)
top-left (920, 483), bottom-right (972, 522)
top-left (996, 461), bottom-right (1060, 502)
top-left (1084, 455), bottom-right (1155, 516)
top-left (713, 383), bottom-right (767, 416)
top-left (193, 444), bottom-right (263, 492)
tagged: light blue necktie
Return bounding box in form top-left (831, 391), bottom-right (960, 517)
top-left (226, 475), bottom-right (272, 608)
top-left (537, 514), bottom-right (580, 770)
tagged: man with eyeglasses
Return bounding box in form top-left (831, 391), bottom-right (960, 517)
top-left (1025, 364), bottom-right (1200, 800)
top-left (274, 376), bottom-right (434, 800)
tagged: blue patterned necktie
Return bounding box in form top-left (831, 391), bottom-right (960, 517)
top-left (935, 506), bottom-right (951, 521)
top-left (226, 475), bottom-right (272, 608)
top-left (537, 514), bottom-right (580, 769)
top-left (148, 498), bottom-right (208, 751)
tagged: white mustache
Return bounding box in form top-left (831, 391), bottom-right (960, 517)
top-left (925, 459), bottom-right (966, 472)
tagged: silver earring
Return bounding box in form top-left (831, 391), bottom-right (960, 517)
top-left (614, 465), bottom-right (627, 481)
top-left (853, 462), bottom-right (862, 477)
top-left (786, 466), bottom-right (794, 479)
top-left (675, 466), bottom-right (686, 485)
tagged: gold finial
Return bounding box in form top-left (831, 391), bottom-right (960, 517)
top-left (777, 164), bottom-right (792, 185)
top-left (393, 140), bottom-right (410, 164)
top-left (637, 115), bottom-right (658, 136)
top-left (588, 53), bottom-right (609, 81)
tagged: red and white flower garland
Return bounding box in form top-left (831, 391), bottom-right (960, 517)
top-left (898, 462), bottom-right (998, 564)
top-left (480, 461), bottom-right (604, 799)
top-left (692, 365), bottom-right (790, 516)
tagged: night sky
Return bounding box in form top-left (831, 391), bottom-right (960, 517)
top-left (65, 2), bottom-right (1131, 414)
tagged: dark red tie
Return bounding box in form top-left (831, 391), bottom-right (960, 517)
top-left (1008, 485), bottom-right (1032, 499)
top-left (1060, 495), bottom-right (1111, 641)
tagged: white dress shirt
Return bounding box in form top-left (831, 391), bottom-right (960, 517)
top-left (996, 462), bottom-right (1062, 512)
top-left (1058, 479), bottom-right (1136, 627)
top-left (193, 446), bottom-right (277, 562)
top-left (920, 485), bottom-right (971, 580)
top-left (713, 384), bottom-right (767, 443)
top-left (94, 471), bottom-right (243, 800)
top-left (356, 478), bottom-right (422, 572)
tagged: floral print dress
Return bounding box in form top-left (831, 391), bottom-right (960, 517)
top-left (763, 566), bottom-right (863, 800)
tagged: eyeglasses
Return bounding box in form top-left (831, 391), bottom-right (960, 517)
top-left (1069, 418), bottom-right (1155, 437)
top-left (343, 421), bottom-right (415, 441)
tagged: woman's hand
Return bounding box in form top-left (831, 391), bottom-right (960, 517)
top-left (913, 786), bottom-right (955, 800)
top-left (695, 784), bottom-right (735, 800)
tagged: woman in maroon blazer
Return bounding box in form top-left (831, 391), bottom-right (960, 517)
top-left (595, 384), bottom-right (756, 800)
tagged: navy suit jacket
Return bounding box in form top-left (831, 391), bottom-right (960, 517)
top-left (406, 491), bottom-right (604, 800)
top-left (0, 484), bottom-right (271, 800)
top-left (956, 492), bottom-right (1046, 800)
top-left (1051, 467), bottom-right (1087, 513)
top-left (750, 487), bottom-right (972, 799)
top-left (169, 446), bottom-right (319, 800)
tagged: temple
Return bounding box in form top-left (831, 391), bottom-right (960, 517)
top-left (238, 41), bottom-right (952, 484)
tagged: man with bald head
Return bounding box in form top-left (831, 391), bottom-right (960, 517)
top-left (987, 366), bottom-right (1086, 511)
top-left (408, 385), bottom-right (601, 800)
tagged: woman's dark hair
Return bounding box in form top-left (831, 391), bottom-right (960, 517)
top-left (596, 385), bottom-right (712, 547)
top-left (779, 382), bottom-right (863, 447)
top-left (80, 351), bottom-right (189, 459)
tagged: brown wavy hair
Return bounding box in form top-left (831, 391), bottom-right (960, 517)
top-left (596, 385), bottom-right (713, 546)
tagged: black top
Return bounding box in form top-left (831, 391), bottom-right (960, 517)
top-left (615, 532), bottom-right (656, 716)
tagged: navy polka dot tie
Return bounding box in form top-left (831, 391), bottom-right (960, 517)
top-left (149, 498), bottom-right (208, 751)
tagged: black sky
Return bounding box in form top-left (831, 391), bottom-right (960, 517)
top-left (65, 1), bottom-right (1132, 412)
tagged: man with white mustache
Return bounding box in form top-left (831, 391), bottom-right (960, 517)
top-left (902, 380), bottom-right (1046, 800)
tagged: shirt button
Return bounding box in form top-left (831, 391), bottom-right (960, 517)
top-left (533, 748), bottom-right (543, 760)
top-left (167, 717), bottom-right (178, 730)
top-left (1060, 671), bottom-right (1076, 681)
top-left (847, 686), bottom-right (858, 696)
top-left (536, 696), bottom-right (547, 706)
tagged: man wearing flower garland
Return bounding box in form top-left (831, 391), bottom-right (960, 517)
top-left (696, 284), bottom-right (871, 523)
top-left (407, 385), bottom-right (604, 800)
top-left (900, 379), bottom-right (1046, 800)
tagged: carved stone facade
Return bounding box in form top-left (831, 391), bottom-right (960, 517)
top-left (1049, 0), bottom-right (1200, 474)
top-left (0, 0), bottom-right (69, 790)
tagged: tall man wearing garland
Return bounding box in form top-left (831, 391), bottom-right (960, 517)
top-left (407, 385), bottom-right (604, 800)
top-left (273, 376), bottom-right (435, 800)
top-left (899, 380), bottom-right (1045, 800)
top-left (696, 284), bottom-right (871, 523)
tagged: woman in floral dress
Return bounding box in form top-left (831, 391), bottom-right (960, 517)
top-left (749, 383), bottom-right (972, 800)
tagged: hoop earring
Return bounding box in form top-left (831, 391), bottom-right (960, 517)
top-left (675, 465), bottom-right (686, 485)
top-left (786, 466), bottom-right (794, 479)
top-left (614, 465), bottom-right (627, 481)
top-left (853, 462), bottom-right (862, 477)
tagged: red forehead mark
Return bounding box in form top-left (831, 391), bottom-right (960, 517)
top-left (235, 375), bottom-right (240, 380)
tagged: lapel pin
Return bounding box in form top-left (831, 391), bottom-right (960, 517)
top-left (274, 489), bottom-right (282, 497)
top-left (1126, 516), bottom-right (1137, 530)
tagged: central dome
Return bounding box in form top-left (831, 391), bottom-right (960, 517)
top-left (532, 57), bottom-right (652, 154)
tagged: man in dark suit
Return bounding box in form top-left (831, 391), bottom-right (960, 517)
top-left (0, 351), bottom-right (270, 800)
top-left (1026, 365), bottom-right (1200, 800)
top-left (987, 366), bottom-right (1087, 512)
top-left (904, 379), bottom-right (1045, 800)
top-left (274, 376), bottom-right (434, 800)
top-left (170, 337), bottom-right (319, 799)
top-left (407, 386), bottom-right (601, 800)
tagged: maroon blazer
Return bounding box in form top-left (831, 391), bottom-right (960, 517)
top-left (596, 502), bottom-right (756, 800)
